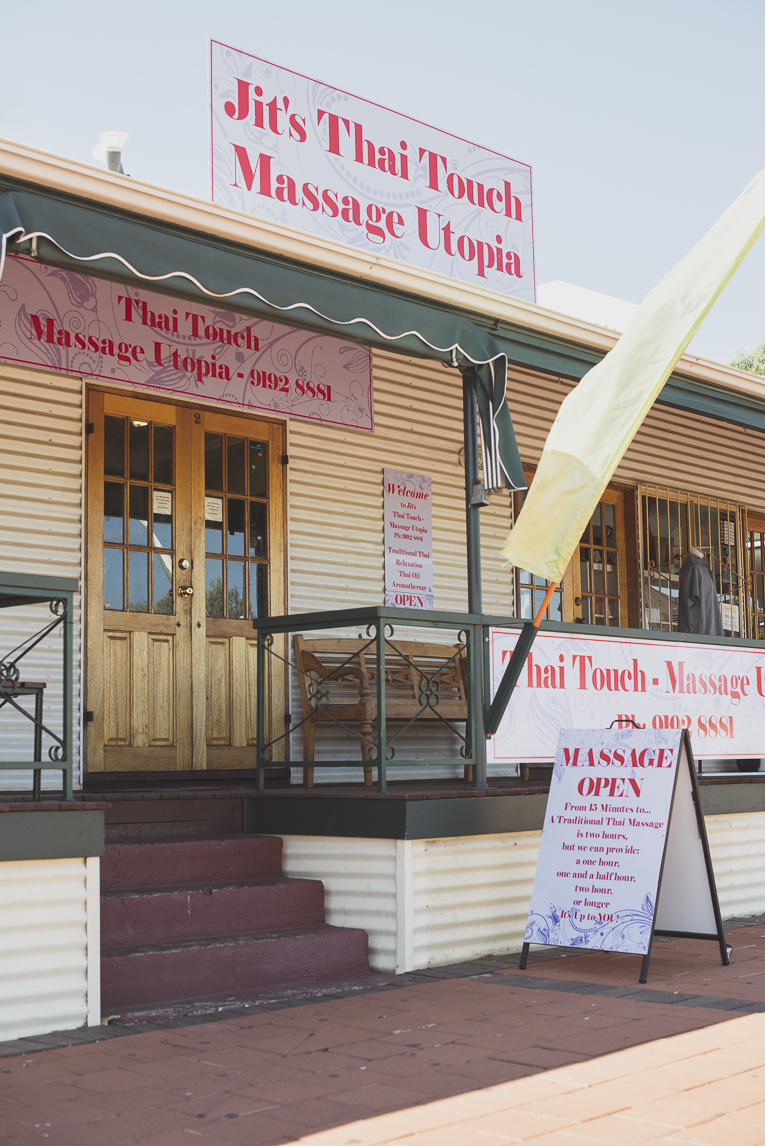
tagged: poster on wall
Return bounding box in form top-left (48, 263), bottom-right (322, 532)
top-left (522, 727), bottom-right (727, 980)
top-left (210, 41), bottom-right (535, 300)
top-left (488, 626), bottom-right (765, 762)
top-left (0, 255), bottom-right (373, 432)
top-left (383, 469), bottom-right (433, 610)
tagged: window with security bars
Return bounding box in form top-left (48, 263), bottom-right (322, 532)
top-left (748, 516), bottom-right (765, 640)
top-left (638, 485), bottom-right (745, 636)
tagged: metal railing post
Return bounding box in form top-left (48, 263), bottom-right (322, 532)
top-left (376, 619), bottom-right (387, 794)
top-left (62, 596), bottom-right (73, 800)
top-left (256, 630), bottom-right (266, 792)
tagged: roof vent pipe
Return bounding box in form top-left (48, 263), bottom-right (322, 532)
top-left (92, 132), bottom-right (129, 174)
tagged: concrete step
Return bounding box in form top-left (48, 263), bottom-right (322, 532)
top-left (101, 924), bottom-right (370, 1010)
top-left (101, 834), bottom-right (283, 890)
top-left (101, 877), bottom-right (325, 946)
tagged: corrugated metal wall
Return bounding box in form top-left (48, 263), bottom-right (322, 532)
top-left (0, 857), bottom-right (90, 1040)
top-left (280, 835), bottom-right (398, 971)
top-left (286, 349), bottom-right (514, 779)
top-left (285, 352), bottom-right (765, 779)
top-left (282, 813), bottom-right (765, 973)
top-left (510, 365), bottom-right (765, 510)
top-left (0, 364), bottom-right (83, 789)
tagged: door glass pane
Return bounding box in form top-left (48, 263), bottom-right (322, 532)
top-left (249, 441), bottom-right (267, 496)
top-left (205, 433), bottom-right (224, 491)
top-left (129, 421), bottom-right (149, 481)
top-left (104, 416), bottom-right (125, 477)
top-left (128, 550), bottom-right (149, 612)
top-left (249, 501), bottom-right (267, 558)
top-left (103, 549), bottom-right (123, 610)
top-left (153, 553), bottom-right (173, 614)
top-left (153, 424), bottom-right (173, 485)
top-left (228, 560), bottom-right (245, 618)
top-left (227, 437), bottom-right (245, 495)
top-left (593, 550), bottom-right (604, 592)
top-left (205, 558), bottom-right (224, 616)
top-left (129, 485), bottom-right (149, 546)
top-left (104, 481), bottom-right (124, 543)
top-left (580, 547), bottom-right (591, 592)
top-left (205, 498), bottom-right (224, 553)
top-left (591, 505), bottom-right (603, 547)
top-left (228, 499), bottom-right (246, 556)
top-left (152, 492), bottom-right (172, 549)
top-left (251, 563), bottom-right (268, 618)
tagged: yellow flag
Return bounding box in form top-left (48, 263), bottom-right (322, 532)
top-left (501, 167), bottom-right (765, 583)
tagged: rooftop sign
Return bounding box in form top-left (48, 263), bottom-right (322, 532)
top-left (210, 41), bottom-right (535, 301)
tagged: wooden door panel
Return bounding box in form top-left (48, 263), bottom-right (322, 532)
top-left (103, 632), bottom-right (131, 745)
top-left (206, 638), bottom-right (231, 744)
top-left (148, 635), bottom-right (175, 745)
top-left (88, 390), bottom-right (192, 772)
top-left (195, 410), bottom-right (286, 767)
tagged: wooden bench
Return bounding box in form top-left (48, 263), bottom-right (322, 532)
top-left (293, 635), bottom-right (471, 787)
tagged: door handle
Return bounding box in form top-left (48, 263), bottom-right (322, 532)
top-left (178, 586), bottom-right (194, 597)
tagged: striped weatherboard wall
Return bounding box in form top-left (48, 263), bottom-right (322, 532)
top-left (0, 363), bottom-right (83, 789)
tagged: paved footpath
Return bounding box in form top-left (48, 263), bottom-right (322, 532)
top-left (4, 923), bottom-right (765, 1145)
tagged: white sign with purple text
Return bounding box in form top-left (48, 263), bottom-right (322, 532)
top-left (526, 728), bottom-right (681, 956)
top-left (384, 469), bottom-right (433, 610)
top-left (0, 255), bottom-right (373, 431)
top-left (488, 627), bottom-right (765, 762)
top-left (211, 41), bottom-right (534, 300)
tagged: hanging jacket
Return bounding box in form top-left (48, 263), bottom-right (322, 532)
top-left (678, 553), bottom-right (724, 636)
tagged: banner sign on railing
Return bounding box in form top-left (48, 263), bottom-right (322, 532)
top-left (383, 469), bottom-right (433, 610)
top-left (210, 41), bottom-right (535, 300)
top-left (522, 727), bottom-right (727, 979)
top-left (0, 255), bottom-right (373, 432)
top-left (488, 627), bottom-right (765, 762)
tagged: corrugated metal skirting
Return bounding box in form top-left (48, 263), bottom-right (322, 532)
top-left (0, 364), bottom-right (83, 789)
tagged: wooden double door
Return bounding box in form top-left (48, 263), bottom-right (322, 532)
top-left (85, 390), bottom-right (285, 772)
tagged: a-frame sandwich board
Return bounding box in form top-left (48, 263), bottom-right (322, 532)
top-left (518, 727), bottom-right (730, 984)
top-left (640, 728), bottom-right (729, 982)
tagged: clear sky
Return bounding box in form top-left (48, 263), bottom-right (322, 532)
top-left (1, 0), bottom-right (763, 366)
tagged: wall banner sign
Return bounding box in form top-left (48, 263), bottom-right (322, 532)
top-left (0, 255), bottom-right (373, 431)
top-left (521, 727), bottom-right (728, 981)
top-left (210, 41), bottom-right (535, 301)
top-left (488, 627), bottom-right (765, 763)
top-left (383, 469), bottom-right (433, 610)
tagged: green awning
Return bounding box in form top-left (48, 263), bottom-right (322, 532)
top-left (0, 186), bottom-right (526, 491)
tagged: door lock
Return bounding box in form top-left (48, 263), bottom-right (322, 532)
top-left (178, 585), bottom-right (194, 597)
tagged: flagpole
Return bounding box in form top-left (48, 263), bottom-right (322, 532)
top-left (484, 580), bottom-right (558, 739)
top-left (463, 370), bottom-right (488, 788)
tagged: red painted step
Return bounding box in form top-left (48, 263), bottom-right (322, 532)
top-left (100, 834), bottom-right (373, 1014)
top-left (101, 834), bottom-right (282, 889)
top-left (101, 877), bottom-right (325, 945)
top-left (101, 925), bottom-right (370, 1010)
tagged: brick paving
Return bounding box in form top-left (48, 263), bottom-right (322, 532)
top-left (3, 925), bottom-right (765, 1144)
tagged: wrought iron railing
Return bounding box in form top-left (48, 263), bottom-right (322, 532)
top-left (0, 573), bottom-right (77, 800)
top-left (253, 606), bottom-right (485, 793)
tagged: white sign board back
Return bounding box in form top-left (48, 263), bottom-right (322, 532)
top-left (383, 469), bottom-right (433, 610)
top-left (523, 728), bottom-right (726, 980)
